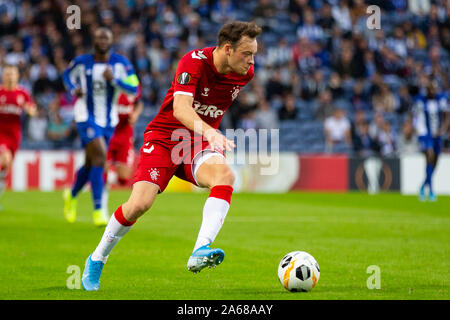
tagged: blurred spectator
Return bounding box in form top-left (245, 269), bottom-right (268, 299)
top-left (372, 83), bottom-right (397, 113)
top-left (351, 80), bottom-right (370, 111)
top-left (333, 46), bottom-right (366, 80)
top-left (47, 111), bottom-right (72, 148)
top-left (265, 71), bottom-right (287, 101)
top-left (180, 12), bottom-right (203, 50)
top-left (395, 85), bottom-right (413, 115)
top-left (297, 9), bottom-right (325, 42)
top-left (376, 121), bottom-right (397, 156)
top-left (352, 121), bottom-right (380, 157)
top-left (369, 112), bottom-right (385, 140)
top-left (327, 72), bottom-right (344, 99)
top-left (255, 100), bottom-right (279, 130)
top-left (301, 69), bottom-right (327, 101)
top-left (375, 45), bottom-right (407, 76)
top-left (386, 27), bottom-right (408, 58)
top-left (229, 90), bottom-right (258, 128)
top-left (314, 89), bottom-right (334, 121)
top-left (278, 94), bottom-right (298, 120)
top-left (292, 37), bottom-right (318, 74)
top-left (30, 56), bottom-right (58, 83)
top-left (5, 38), bottom-right (28, 67)
top-left (27, 106), bottom-right (48, 142)
top-left (324, 108), bottom-right (351, 152)
top-left (239, 111), bottom-right (257, 131)
top-left (363, 51), bottom-right (377, 78)
top-left (350, 108), bottom-right (365, 136)
top-left (211, 0), bottom-right (236, 25)
top-left (317, 2), bottom-right (335, 31)
top-left (404, 22), bottom-right (427, 50)
top-left (408, 0), bottom-right (430, 16)
top-left (265, 38), bottom-right (292, 67)
top-left (396, 119), bottom-right (419, 155)
top-left (253, 0), bottom-right (277, 31)
top-left (331, 0), bottom-right (352, 32)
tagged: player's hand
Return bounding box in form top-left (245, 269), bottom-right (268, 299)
top-left (103, 67), bottom-right (114, 82)
top-left (128, 112), bottom-right (138, 125)
top-left (25, 103), bottom-right (37, 117)
top-left (72, 87), bottom-right (83, 97)
top-left (204, 129), bottom-right (235, 153)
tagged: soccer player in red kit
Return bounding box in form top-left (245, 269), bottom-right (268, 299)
top-left (82, 21), bottom-right (262, 291)
top-left (0, 65), bottom-right (36, 206)
top-left (102, 86), bottom-right (143, 215)
top-left (107, 85), bottom-right (143, 184)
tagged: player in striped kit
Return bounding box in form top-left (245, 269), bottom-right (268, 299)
top-left (62, 28), bottom-right (139, 226)
top-left (413, 80), bottom-right (449, 201)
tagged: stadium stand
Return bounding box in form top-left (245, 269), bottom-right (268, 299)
top-left (0, 0), bottom-right (449, 155)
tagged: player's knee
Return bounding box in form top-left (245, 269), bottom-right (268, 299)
top-left (90, 153), bottom-right (107, 167)
top-left (0, 154), bottom-right (12, 172)
top-left (213, 167), bottom-right (235, 187)
top-left (125, 200), bottom-right (152, 219)
top-left (117, 167), bottom-right (132, 184)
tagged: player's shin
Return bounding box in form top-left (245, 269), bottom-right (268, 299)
top-left (193, 185), bottom-right (233, 252)
top-left (91, 205), bottom-right (136, 263)
top-left (424, 163), bottom-right (434, 188)
top-left (89, 166), bottom-right (105, 210)
top-left (71, 165), bottom-right (90, 198)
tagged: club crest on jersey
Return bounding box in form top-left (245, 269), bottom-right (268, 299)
top-left (231, 86), bottom-right (241, 101)
top-left (149, 168), bottom-right (160, 181)
top-left (177, 72), bottom-right (191, 85)
top-left (201, 88), bottom-right (210, 96)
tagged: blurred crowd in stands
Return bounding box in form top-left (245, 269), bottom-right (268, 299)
top-left (0, 0), bottom-right (449, 155)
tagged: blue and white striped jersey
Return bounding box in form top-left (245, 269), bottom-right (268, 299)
top-left (413, 93), bottom-right (449, 137)
top-left (62, 53), bottom-right (138, 128)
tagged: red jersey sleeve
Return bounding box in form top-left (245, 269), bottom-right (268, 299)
top-left (172, 51), bottom-right (203, 98)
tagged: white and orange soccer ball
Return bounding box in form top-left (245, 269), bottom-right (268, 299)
top-left (278, 251), bottom-right (320, 292)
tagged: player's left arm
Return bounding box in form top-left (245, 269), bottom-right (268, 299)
top-left (438, 95), bottom-right (449, 136)
top-left (23, 90), bottom-right (36, 117)
top-left (107, 56), bottom-right (139, 95)
top-left (129, 100), bottom-right (143, 126)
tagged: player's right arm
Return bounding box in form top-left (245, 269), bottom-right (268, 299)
top-left (62, 56), bottom-right (84, 97)
top-left (173, 94), bottom-right (235, 152)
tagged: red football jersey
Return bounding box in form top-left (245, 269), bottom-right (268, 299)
top-left (116, 84), bottom-right (142, 129)
top-left (145, 46), bottom-right (254, 146)
top-left (0, 85), bottom-right (33, 147)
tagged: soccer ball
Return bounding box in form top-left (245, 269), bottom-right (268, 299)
top-left (278, 251), bottom-right (320, 292)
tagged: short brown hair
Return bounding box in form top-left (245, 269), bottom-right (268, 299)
top-left (217, 21), bottom-right (262, 48)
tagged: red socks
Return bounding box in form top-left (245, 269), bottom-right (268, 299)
top-left (209, 185), bottom-right (233, 204)
top-left (114, 205), bottom-right (136, 226)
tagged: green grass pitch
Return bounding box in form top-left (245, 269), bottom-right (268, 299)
top-left (0, 190), bottom-right (449, 300)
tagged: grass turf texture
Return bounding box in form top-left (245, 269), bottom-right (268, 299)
top-left (0, 190), bottom-right (449, 300)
